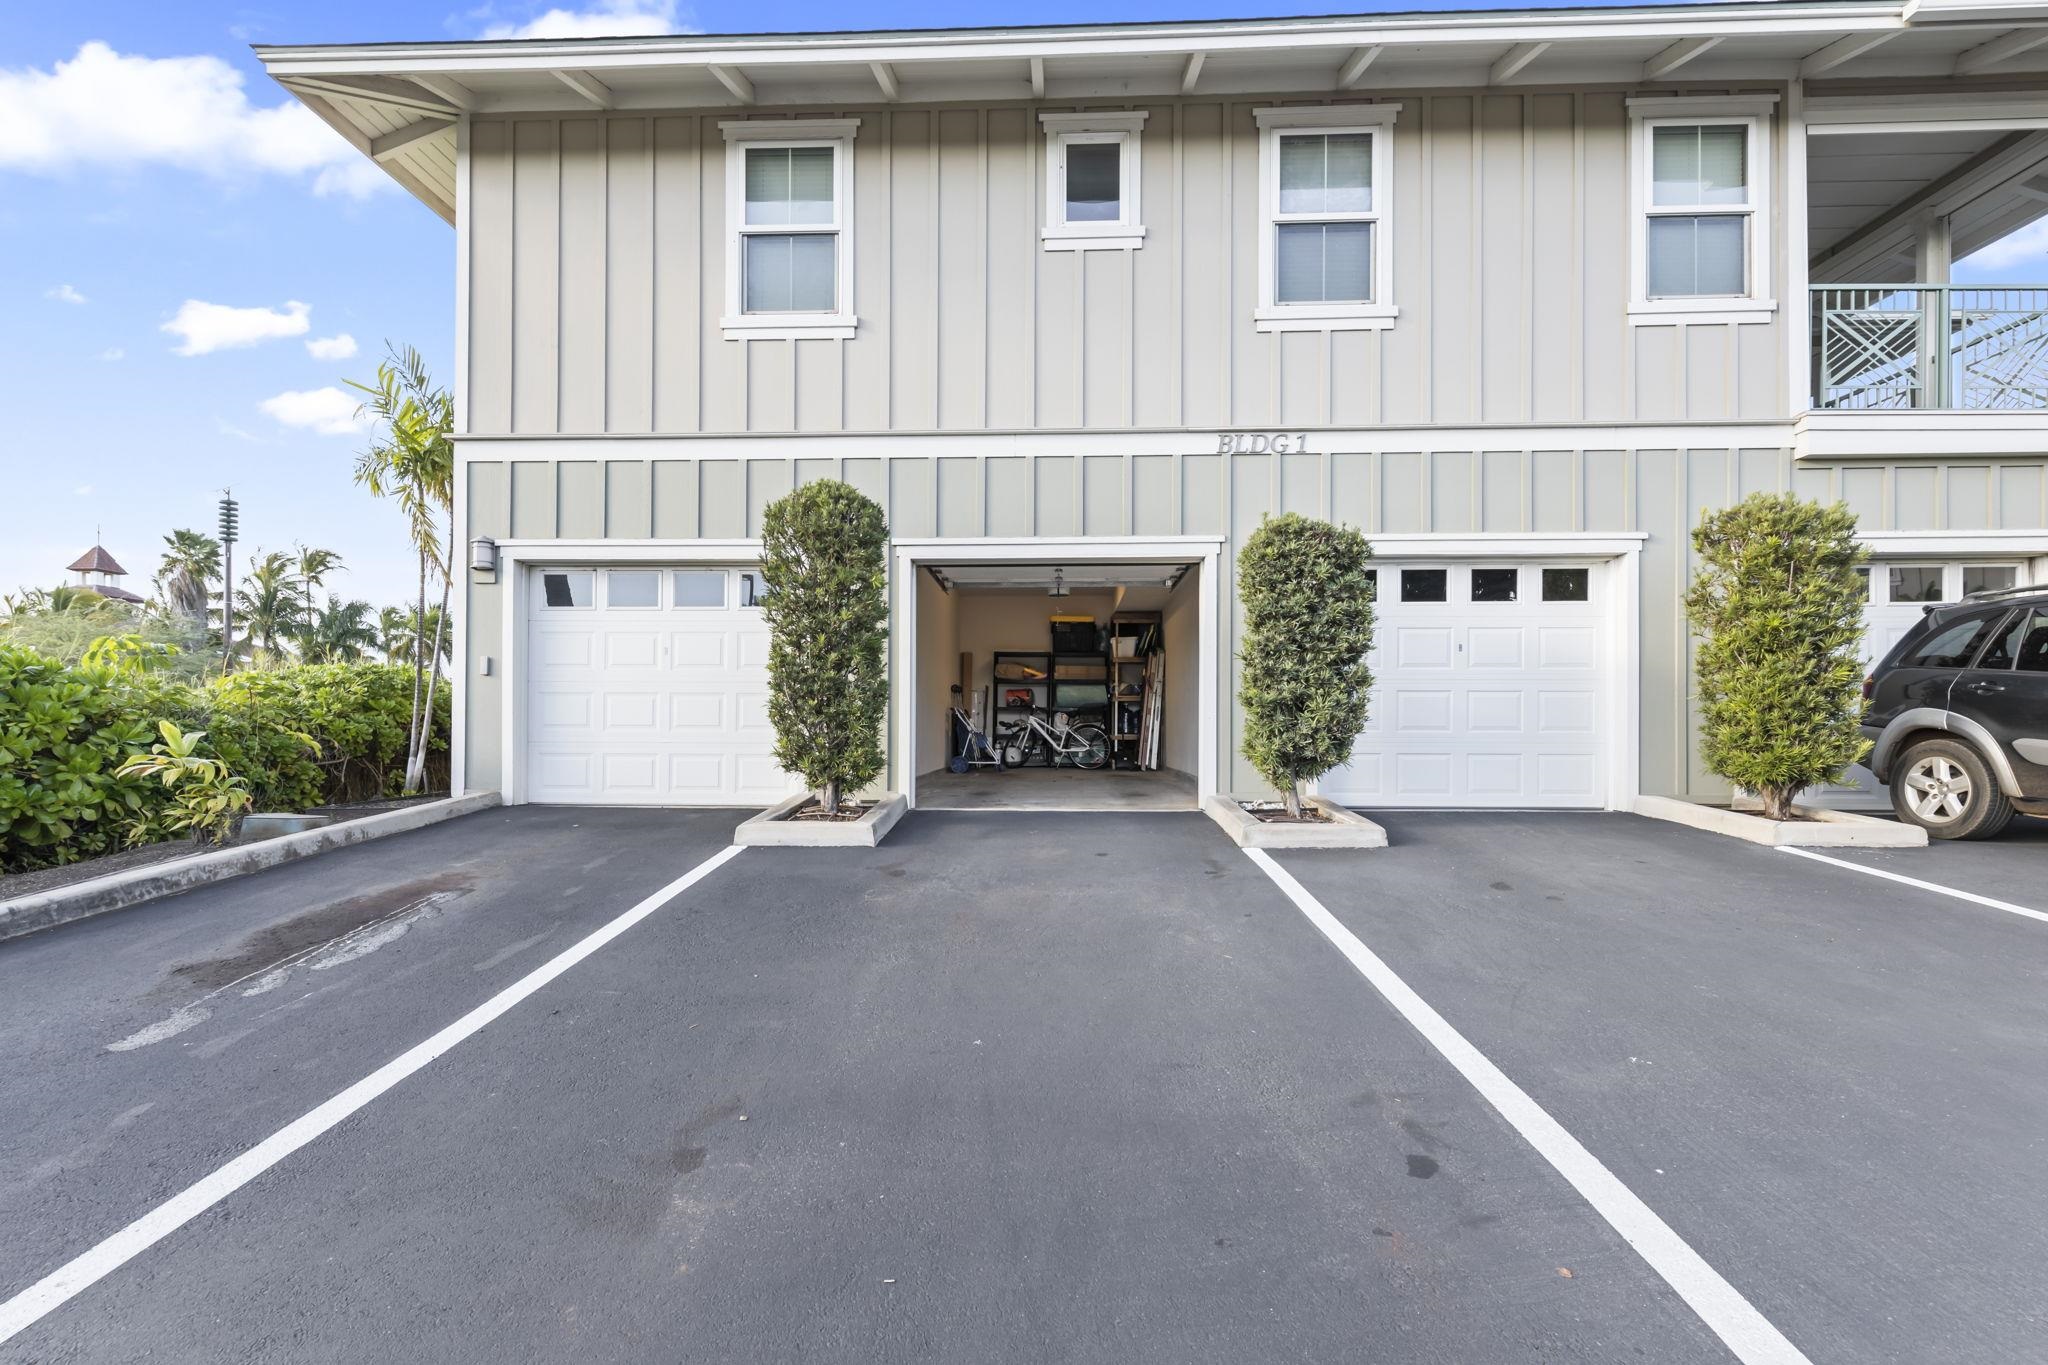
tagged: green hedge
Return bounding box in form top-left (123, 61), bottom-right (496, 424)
top-left (0, 645), bottom-right (448, 873)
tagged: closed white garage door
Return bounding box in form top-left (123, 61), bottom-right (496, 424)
top-left (523, 566), bottom-right (797, 806)
top-left (1317, 562), bottom-right (1609, 808)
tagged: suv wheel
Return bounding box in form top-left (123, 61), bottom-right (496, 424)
top-left (1890, 738), bottom-right (2014, 840)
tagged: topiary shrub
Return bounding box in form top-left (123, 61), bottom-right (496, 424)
top-left (758, 479), bottom-right (890, 816)
top-left (1237, 514), bottom-right (1377, 818)
top-left (1684, 492), bottom-right (1871, 821)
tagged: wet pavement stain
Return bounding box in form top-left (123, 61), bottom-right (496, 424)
top-left (1405, 1154), bottom-right (1440, 1179)
top-left (168, 872), bottom-right (475, 992)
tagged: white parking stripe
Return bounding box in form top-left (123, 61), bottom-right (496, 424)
top-left (1778, 846), bottom-right (2048, 924)
top-left (1243, 847), bottom-right (1813, 1365)
top-left (0, 844), bottom-right (747, 1347)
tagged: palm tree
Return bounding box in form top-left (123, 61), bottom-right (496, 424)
top-left (155, 530), bottom-right (221, 624)
top-left (301, 595), bottom-right (379, 663)
top-left (295, 545), bottom-right (345, 591)
top-left (375, 604), bottom-right (450, 668)
top-left (233, 551), bottom-right (310, 664)
top-left (349, 344), bottom-right (454, 794)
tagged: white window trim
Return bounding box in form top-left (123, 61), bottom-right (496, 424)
top-left (720, 118), bottom-right (860, 341)
top-left (1253, 104), bottom-right (1401, 333)
top-left (1039, 111), bottom-right (1147, 251)
top-left (1626, 96), bottom-right (1777, 327)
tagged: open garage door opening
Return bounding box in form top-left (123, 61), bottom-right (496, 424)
top-left (909, 558), bottom-right (1205, 812)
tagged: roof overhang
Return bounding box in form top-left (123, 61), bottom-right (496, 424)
top-left (257, 0), bottom-right (2048, 222)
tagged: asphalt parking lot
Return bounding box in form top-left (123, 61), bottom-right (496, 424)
top-left (1, 806), bottom-right (2042, 1363)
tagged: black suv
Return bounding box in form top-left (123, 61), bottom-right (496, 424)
top-left (1862, 584), bottom-right (2048, 839)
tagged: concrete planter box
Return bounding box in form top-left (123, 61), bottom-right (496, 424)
top-left (1633, 794), bottom-right (1927, 848)
top-left (1203, 794), bottom-right (1389, 849)
top-left (735, 792), bottom-right (907, 847)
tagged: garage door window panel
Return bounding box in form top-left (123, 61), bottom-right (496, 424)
top-left (1401, 569), bottom-right (1447, 602)
top-left (607, 571), bottom-right (660, 608)
top-left (672, 571), bottom-right (728, 608)
top-left (1542, 567), bottom-right (1590, 602)
top-left (542, 571), bottom-right (594, 608)
top-left (1471, 568), bottom-right (1519, 602)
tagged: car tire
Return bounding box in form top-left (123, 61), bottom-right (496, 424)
top-left (1890, 738), bottom-right (2015, 840)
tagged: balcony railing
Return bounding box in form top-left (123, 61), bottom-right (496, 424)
top-left (1811, 285), bottom-right (2048, 411)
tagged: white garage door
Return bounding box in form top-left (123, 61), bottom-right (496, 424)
top-left (523, 566), bottom-right (797, 806)
top-left (1317, 562), bottom-right (1609, 808)
top-left (1814, 558), bottom-right (2022, 806)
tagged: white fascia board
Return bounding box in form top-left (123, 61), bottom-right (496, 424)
top-left (1794, 409), bottom-right (2048, 458)
top-left (253, 5), bottom-right (1916, 79)
top-left (450, 421), bottom-right (1798, 462)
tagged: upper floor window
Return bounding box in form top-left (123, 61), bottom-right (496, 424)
top-left (1040, 112), bottom-right (1147, 251)
top-left (1252, 104), bottom-right (1400, 332)
top-left (1627, 97), bottom-right (1776, 326)
top-left (720, 119), bottom-right (860, 341)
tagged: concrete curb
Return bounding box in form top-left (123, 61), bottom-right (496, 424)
top-left (734, 792), bottom-right (908, 847)
top-left (1203, 794), bottom-right (1390, 849)
top-left (0, 792), bottom-right (504, 945)
top-left (1633, 794), bottom-right (1927, 848)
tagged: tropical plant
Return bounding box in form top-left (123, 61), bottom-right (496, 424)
top-left (155, 529), bottom-right (221, 624)
top-left (1683, 493), bottom-right (1871, 821)
top-left (298, 595), bottom-right (380, 663)
top-left (375, 604), bottom-right (449, 668)
top-left (294, 544), bottom-right (345, 591)
top-left (116, 721), bottom-right (253, 846)
top-left (81, 634), bottom-right (183, 677)
top-left (233, 551), bottom-right (311, 663)
top-left (1236, 513), bottom-right (1377, 819)
top-left (348, 343), bottom-right (454, 795)
top-left (758, 479), bottom-right (890, 816)
top-left (0, 643), bottom-right (169, 869)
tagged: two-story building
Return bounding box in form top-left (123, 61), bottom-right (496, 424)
top-left (261, 0), bottom-right (2048, 814)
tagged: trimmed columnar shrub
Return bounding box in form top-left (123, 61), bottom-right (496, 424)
top-left (0, 647), bottom-right (448, 874)
top-left (1237, 514), bottom-right (1377, 818)
top-left (758, 479), bottom-right (890, 816)
top-left (1684, 492), bottom-right (1871, 821)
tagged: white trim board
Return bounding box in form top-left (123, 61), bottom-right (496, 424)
top-left (889, 536), bottom-right (1225, 807)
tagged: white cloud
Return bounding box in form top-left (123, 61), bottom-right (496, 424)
top-left (0, 41), bottom-right (387, 199)
top-left (163, 298), bottom-right (310, 356)
top-left (46, 283), bottom-right (86, 305)
top-left (1957, 217), bottom-right (2048, 276)
top-left (481, 0), bottom-right (687, 39)
top-left (306, 332), bottom-right (359, 360)
top-left (260, 386), bottom-right (370, 436)
top-left (99, 347), bottom-right (124, 361)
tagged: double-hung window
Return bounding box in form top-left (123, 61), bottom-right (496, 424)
top-left (1627, 97), bottom-right (1775, 324)
top-left (720, 119), bottom-right (859, 340)
top-left (1040, 112), bottom-right (1147, 250)
top-left (1253, 105), bottom-right (1399, 332)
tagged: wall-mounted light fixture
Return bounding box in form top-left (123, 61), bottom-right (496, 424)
top-left (469, 536), bottom-right (499, 573)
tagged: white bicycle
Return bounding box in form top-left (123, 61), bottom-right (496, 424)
top-left (995, 710), bottom-right (1111, 770)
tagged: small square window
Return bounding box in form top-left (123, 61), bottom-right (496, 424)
top-left (1963, 565), bottom-right (2017, 596)
top-left (1890, 566), bottom-right (1945, 604)
top-left (1363, 568), bottom-right (1378, 599)
top-left (1041, 114), bottom-right (1147, 250)
top-left (1542, 568), bottom-right (1590, 603)
top-left (1471, 568), bottom-right (1519, 603)
top-left (672, 571), bottom-right (727, 608)
top-left (738, 571), bottom-right (764, 607)
top-left (541, 571), bottom-right (593, 608)
top-left (607, 570), bottom-right (659, 608)
top-left (1400, 569), bottom-right (1447, 603)
top-left (1064, 142), bottom-right (1121, 223)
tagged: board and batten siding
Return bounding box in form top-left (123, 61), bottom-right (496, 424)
top-left (463, 87), bottom-right (1789, 440)
top-left (461, 448), bottom-right (2048, 799)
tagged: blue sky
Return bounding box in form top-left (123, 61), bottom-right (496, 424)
top-left (3, 0), bottom-right (2041, 608)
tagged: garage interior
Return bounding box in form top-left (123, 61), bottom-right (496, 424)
top-left (913, 561), bottom-right (1201, 811)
